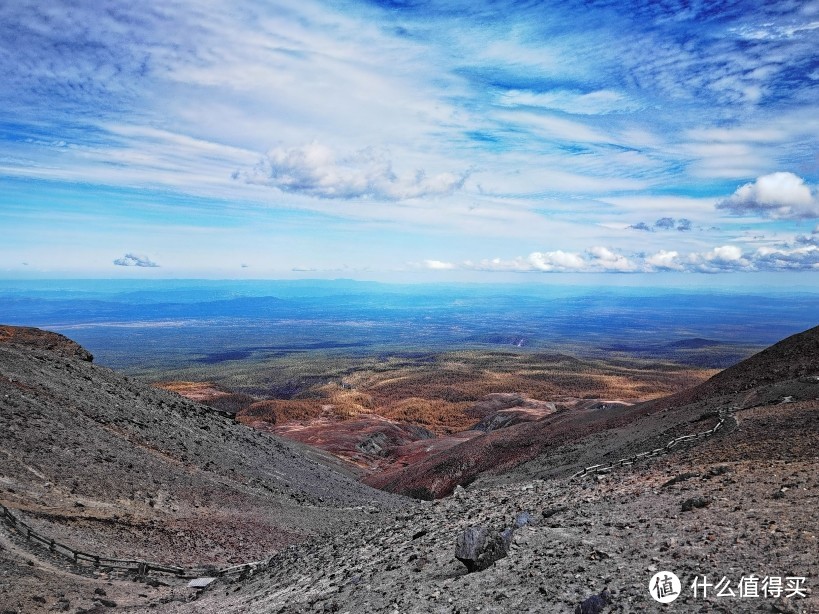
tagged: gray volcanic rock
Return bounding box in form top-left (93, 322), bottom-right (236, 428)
top-left (454, 526), bottom-right (512, 572)
top-left (157, 326), bottom-right (818, 614)
top-left (2, 325), bottom-right (819, 613)
top-left (574, 588), bottom-right (612, 614)
top-left (0, 326), bottom-right (413, 611)
top-left (0, 325), bottom-right (93, 361)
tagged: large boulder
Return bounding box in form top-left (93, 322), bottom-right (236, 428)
top-left (455, 526), bottom-right (513, 572)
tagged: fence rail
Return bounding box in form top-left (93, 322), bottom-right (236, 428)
top-left (0, 503), bottom-right (266, 579)
top-left (0, 407), bottom-right (740, 577)
top-left (567, 407), bottom-right (737, 481)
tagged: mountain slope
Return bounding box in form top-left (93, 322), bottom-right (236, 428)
top-left (642, 323), bottom-right (819, 411)
top-left (2, 325), bottom-right (818, 613)
top-left (0, 326), bottom-right (410, 568)
top-left (164, 326), bottom-right (819, 614)
top-left (366, 324), bottom-right (819, 499)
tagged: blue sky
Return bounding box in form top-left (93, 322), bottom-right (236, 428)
top-left (1, 0), bottom-right (818, 282)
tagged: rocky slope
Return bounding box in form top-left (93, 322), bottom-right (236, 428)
top-left (0, 325), bottom-right (93, 362)
top-left (366, 325), bottom-right (819, 499)
top-left (0, 326), bottom-right (412, 613)
top-left (642, 323), bottom-right (819, 412)
top-left (1, 325), bottom-right (817, 613)
top-left (156, 325), bottom-right (819, 614)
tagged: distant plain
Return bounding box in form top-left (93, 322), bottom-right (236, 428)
top-left (3, 280), bottom-right (818, 437)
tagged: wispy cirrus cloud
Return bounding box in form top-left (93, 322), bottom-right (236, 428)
top-left (497, 89), bottom-right (642, 115)
top-left (1, 0), bottom-right (818, 278)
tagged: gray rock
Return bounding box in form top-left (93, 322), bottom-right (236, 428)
top-left (661, 472), bottom-right (700, 488)
top-left (542, 505), bottom-right (569, 518)
top-left (574, 588), bottom-right (612, 614)
top-left (514, 511), bottom-right (533, 528)
top-left (455, 526), bottom-right (510, 572)
top-left (681, 496), bottom-right (711, 512)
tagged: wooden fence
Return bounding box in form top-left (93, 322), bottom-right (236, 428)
top-left (0, 503), bottom-right (266, 579)
top-left (567, 407), bottom-right (737, 481)
top-left (0, 407), bottom-right (739, 577)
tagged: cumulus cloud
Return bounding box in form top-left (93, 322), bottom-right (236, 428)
top-left (676, 218), bottom-right (692, 232)
top-left (528, 250), bottom-right (586, 272)
top-left (687, 245), bottom-right (750, 273)
top-left (654, 217), bottom-right (675, 230)
top-left (428, 242), bottom-right (819, 274)
top-left (795, 234), bottom-right (819, 247)
top-left (752, 245), bottom-right (819, 270)
top-left (238, 143), bottom-right (469, 201)
top-left (628, 222), bottom-right (652, 232)
top-left (113, 253), bottom-right (159, 267)
top-left (458, 247), bottom-right (636, 273)
top-left (717, 172), bottom-right (819, 219)
top-left (586, 246), bottom-right (637, 271)
top-left (646, 250), bottom-right (683, 271)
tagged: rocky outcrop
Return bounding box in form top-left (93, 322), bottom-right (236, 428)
top-left (0, 325), bottom-right (93, 361)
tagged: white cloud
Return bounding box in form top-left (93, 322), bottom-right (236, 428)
top-left (717, 172), bottom-right (819, 219)
top-left (430, 242), bottom-right (819, 274)
top-left (113, 253), bottom-right (159, 268)
top-left (528, 250), bottom-right (586, 271)
top-left (460, 246), bottom-right (635, 273)
top-left (587, 246), bottom-right (637, 271)
top-left (646, 250), bottom-right (683, 271)
top-left (424, 259), bottom-right (455, 270)
top-left (795, 233), bottom-right (819, 247)
top-left (495, 110), bottom-right (610, 144)
top-left (239, 143), bottom-right (469, 201)
top-left (751, 245), bottom-right (819, 270)
top-left (685, 245), bottom-right (751, 273)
